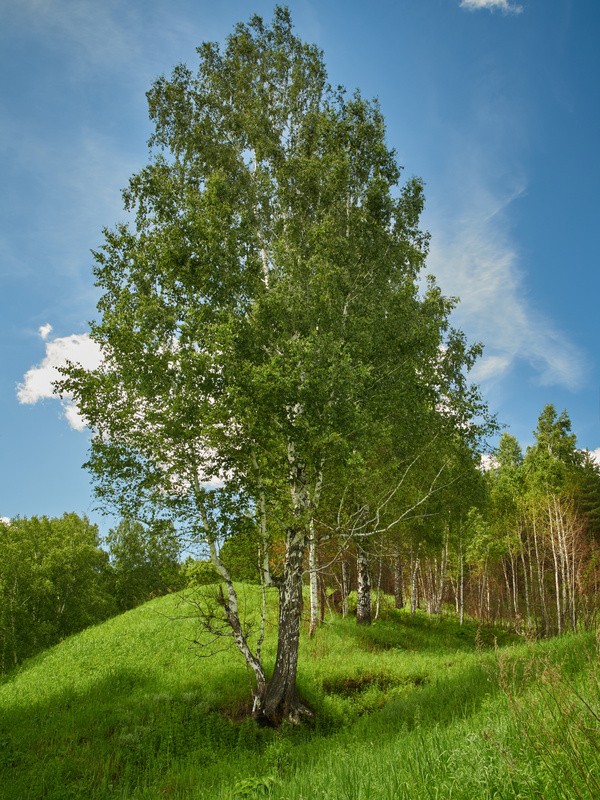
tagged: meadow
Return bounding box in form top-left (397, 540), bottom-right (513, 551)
top-left (0, 585), bottom-right (597, 800)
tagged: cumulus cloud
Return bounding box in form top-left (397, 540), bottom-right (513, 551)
top-left (588, 448), bottom-right (600, 466)
top-left (460, 0), bottom-right (523, 13)
top-left (39, 323), bottom-right (53, 340)
top-left (17, 327), bottom-right (102, 431)
top-left (0, 517), bottom-right (10, 526)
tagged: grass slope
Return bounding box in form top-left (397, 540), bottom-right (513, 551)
top-left (0, 585), bottom-right (597, 800)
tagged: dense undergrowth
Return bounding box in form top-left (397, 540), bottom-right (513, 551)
top-left (0, 585), bottom-right (597, 800)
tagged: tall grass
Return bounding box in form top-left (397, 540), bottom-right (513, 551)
top-left (498, 638), bottom-right (599, 800)
top-left (0, 586), bottom-right (596, 799)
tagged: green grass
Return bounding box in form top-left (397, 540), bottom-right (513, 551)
top-left (0, 586), bottom-right (597, 799)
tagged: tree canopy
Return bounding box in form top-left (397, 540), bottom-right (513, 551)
top-left (0, 514), bottom-right (115, 672)
top-left (59, 7), bottom-right (492, 723)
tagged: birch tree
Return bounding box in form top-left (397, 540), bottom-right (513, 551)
top-left (59, 8), bottom-right (490, 724)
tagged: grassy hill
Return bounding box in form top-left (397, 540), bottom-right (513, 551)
top-left (0, 585), bottom-right (597, 799)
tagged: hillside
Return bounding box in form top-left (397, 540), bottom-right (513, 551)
top-left (0, 586), bottom-right (597, 800)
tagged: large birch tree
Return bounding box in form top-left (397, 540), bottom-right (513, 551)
top-left (59, 7), bottom-right (490, 724)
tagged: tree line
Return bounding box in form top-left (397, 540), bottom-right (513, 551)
top-left (299, 404), bottom-right (599, 637)
top-left (2, 407), bottom-right (598, 681)
top-left (0, 515), bottom-right (183, 674)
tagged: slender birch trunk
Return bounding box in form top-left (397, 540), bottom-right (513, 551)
top-left (459, 543), bottom-right (464, 625)
top-left (308, 521), bottom-right (319, 638)
top-left (548, 498), bottom-right (562, 635)
top-left (520, 546), bottom-right (531, 630)
top-left (207, 539), bottom-right (267, 706)
top-left (502, 559), bottom-right (513, 627)
top-left (307, 467), bottom-right (323, 637)
top-left (356, 541), bottom-right (371, 625)
top-left (532, 512), bottom-right (549, 635)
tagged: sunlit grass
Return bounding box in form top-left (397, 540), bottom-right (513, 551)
top-left (0, 585), bottom-right (597, 799)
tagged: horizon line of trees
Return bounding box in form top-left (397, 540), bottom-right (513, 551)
top-left (191, 403), bottom-right (599, 639)
top-left (0, 515), bottom-right (183, 675)
top-left (314, 403), bottom-right (600, 636)
top-left (2, 402), bottom-right (598, 676)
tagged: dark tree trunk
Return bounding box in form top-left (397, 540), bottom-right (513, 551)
top-left (341, 558), bottom-right (350, 617)
top-left (356, 541), bottom-right (371, 625)
top-left (254, 529), bottom-right (312, 725)
top-left (318, 573), bottom-right (326, 624)
top-left (393, 553), bottom-right (404, 609)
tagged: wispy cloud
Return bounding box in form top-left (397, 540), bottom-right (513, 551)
top-left (424, 67), bottom-right (584, 394)
top-left (1, 0), bottom-right (142, 72)
top-left (427, 181), bottom-right (586, 391)
top-left (17, 327), bottom-right (102, 431)
top-left (0, 117), bottom-right (139, 288)
top-left (460, 0), bottom-right (523, 14)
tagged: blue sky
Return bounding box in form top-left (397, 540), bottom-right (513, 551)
top-left (2, 0), bottom-right (599, 532)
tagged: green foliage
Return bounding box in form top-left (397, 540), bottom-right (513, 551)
top-left (464, 507), bottom-right (505, 564)
top-left (0, 514), bottom-right (115, 674)
top-left (184, 557), bottom-right (220, 586)
top-left (106, 518), bottom-right (183, 611)
top-left (573, 452), bottom-right (600, 540)
top-left (524, 404), bottom-right (582, 493)
top-left (219, 528), bottom-right (261, 583)
top-left (231, 775), bottom-right (277, 797)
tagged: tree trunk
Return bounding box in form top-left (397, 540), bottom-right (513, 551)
top-left (341, 558), bottom-right (350, 618)
top-left (532, 513), bottom-right (549, 635)
top-left (255, 529), bottom-right (311, 724)
top-left (318, 573), bottom-right (327, 625)
top-left (459, 540), bottom-right (465, 626)
top-left (502, 559), bottom-right (513, 627)
top-left (548, 499), bottom-right (562, 635)
top-left (393, 553), bottom-right (404, 609)
top-left (308, 522), bottom-right (319, 638)
top-left (356, 541), bottom-right (371, 625)
top-left (374, 556), bottom-right (383, 621)
top-left (410, 554), bottom-right (420, 615)
top-left (510, 551), bottom-right (519, 620)
top-left (520, 546), bottom-right (531, 630)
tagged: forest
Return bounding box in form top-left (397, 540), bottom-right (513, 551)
top-left (1, 7), bottom-right (598, 799)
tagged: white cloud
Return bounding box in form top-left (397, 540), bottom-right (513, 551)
top-left (17, 328), bottom-right (102, 431)
top-left (426, 178), bottom-right (585, 392)
top-left (460, 0), bottom-right (523, 13)
top-left (471, 353), bottom-right (512, 383)
top-left (39, 323), bottom-right (53, 340)
top-left (479, 453), bottom-right (498, 472)
top-left (0, 517), bottom-right (10, 526)
top-left (588, 448), bottom-right (600, 466)
top-left (420, 51), bottom-right (586, 394)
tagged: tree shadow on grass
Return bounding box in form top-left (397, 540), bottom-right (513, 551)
top-left (332, 609), bottom-right (518, 656)
top-left (0, 666), bottom-right (250, 800)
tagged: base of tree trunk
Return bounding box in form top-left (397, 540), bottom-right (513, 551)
top-left (253, 692), bottom-right (314, 727)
